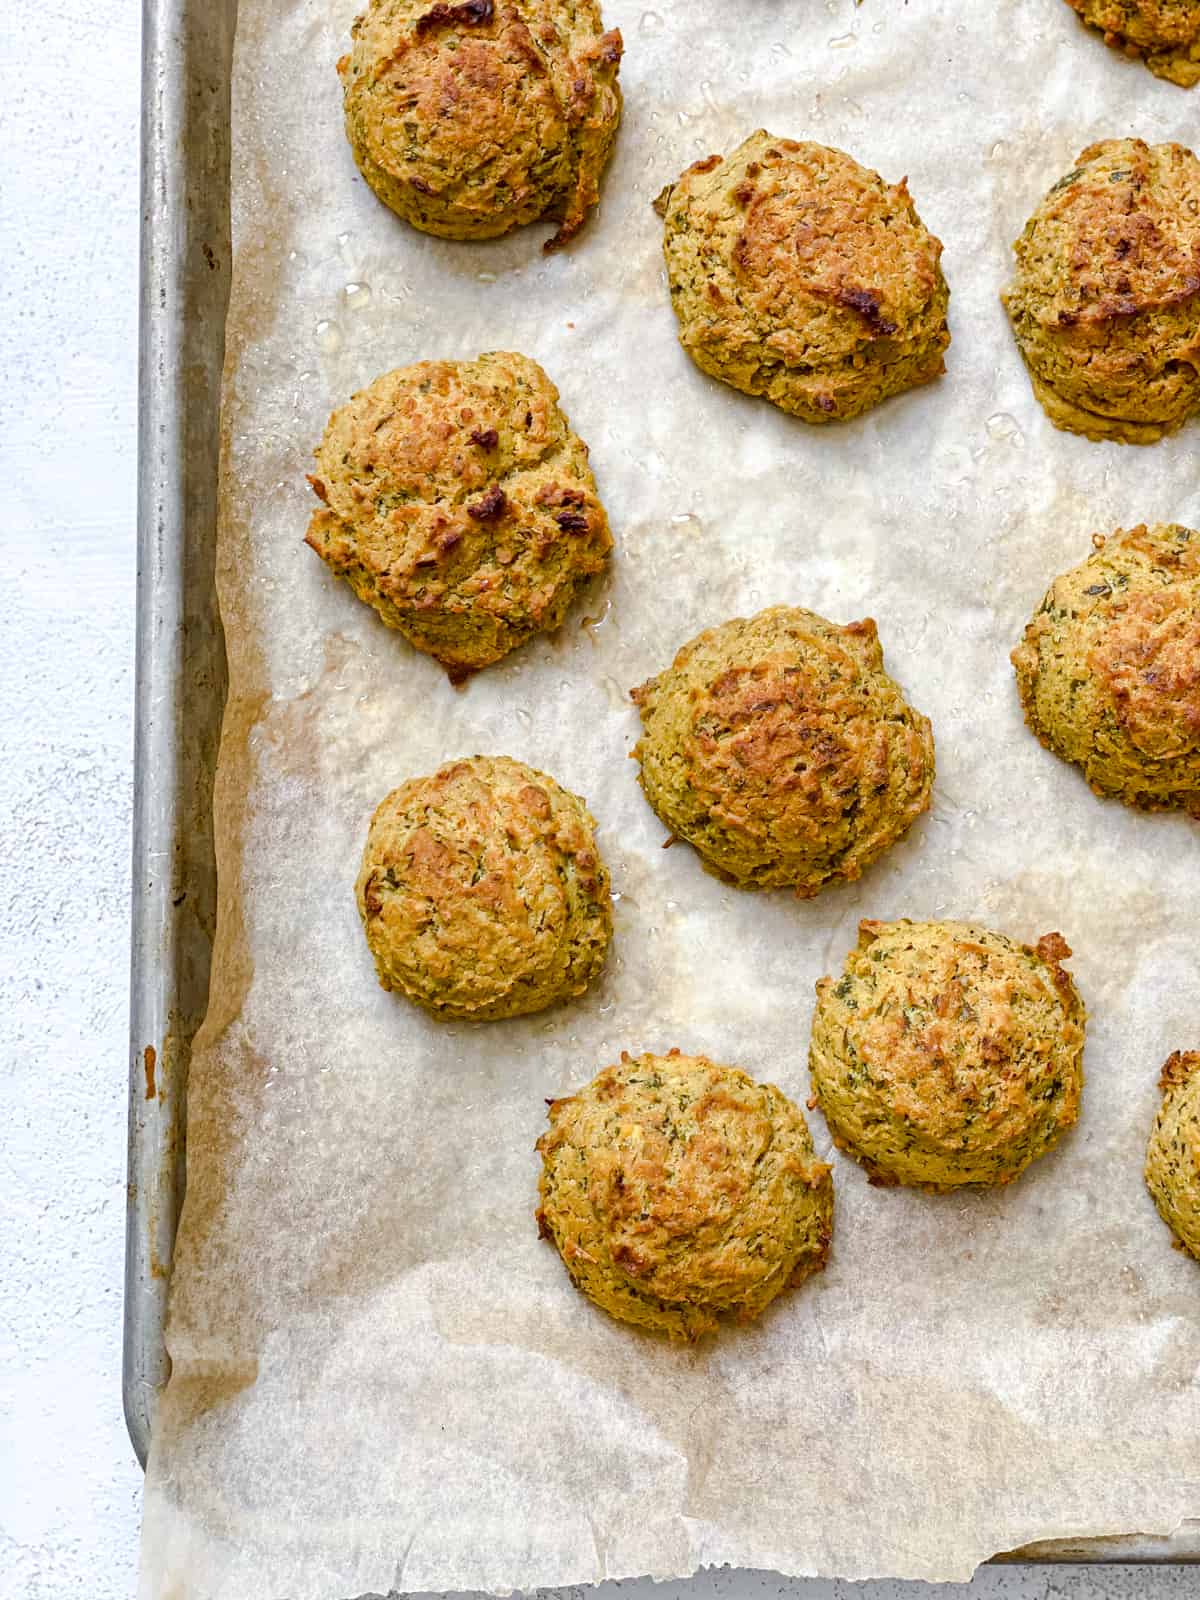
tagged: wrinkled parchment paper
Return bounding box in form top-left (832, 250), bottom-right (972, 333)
top-left (140, 2), bottom-right (1200, 1593)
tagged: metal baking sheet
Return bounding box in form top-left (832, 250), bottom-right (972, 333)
top-left (126, 0), bottom-right (1199, 1569)
top-left (125, 0), bottom-right (234, 1470)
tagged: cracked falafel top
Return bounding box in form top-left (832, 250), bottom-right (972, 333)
top-left (655, 132), bottom-right (950, 422)
top-left (356, 754), bottom-right (612, 1021)
top-left (1002, 139), bottom-right (1200, 443)
top-left (631, 605), bottom-right (935, 895)
top-left (1012, 523), bottom-right (1200, 814)
top-left (305, 352), bottom-right (612, 680)
top-left (536, 1049), bottom-right (833, 1339)
top-left (338, 0), bottom-right (622, 246)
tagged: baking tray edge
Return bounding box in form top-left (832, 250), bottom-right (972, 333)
top-left (125, 0), bottom-right (235, 1470)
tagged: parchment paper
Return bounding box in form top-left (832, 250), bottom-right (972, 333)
top-left (140, 1), bottom-right (1200, 1593)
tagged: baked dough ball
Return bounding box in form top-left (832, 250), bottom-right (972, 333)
top-left (1012, 523), bottom-right (1200, 815)
top-left (305, 353), bottom-right (612, 681)
top-left (1002, 139), bottom-right (1200, 443)
top-left (1064, 0), bottom-right (1200, 87)
top-left (810, 920), bottom-right (1086, 1190)
top-left (654, 132), bottom-right (950, 422)
top-left (536, 1049), bottom-right (833, 1339)
top-left (1145, 1050), bottom-right (1200, 1259)
top-left (356, 755), bottom-right (612, 1020)
top-left (630, 606), bottom-right (935, 895)
top-left (339, 0), bottom-right (622, 248)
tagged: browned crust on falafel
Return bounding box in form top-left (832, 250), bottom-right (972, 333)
top-left (631, 605), bottom-right (935, 895)
top-left (810, 919), bottom-right (1086, 1191)
top-left (657, 132), bottom-right (950, 423)
top-left (305, 352), bottom-right (612, 677)
top-left (356, 754), bottom-right (612, 1020)
top-left (1002, 140), bottom-right (1200, 441)
top-left (1012, 523), bottom-right (1200, 813)
top-left (536, 1048), bottom-right (833, 1339)
top-left (339, 0), bottom-right (622, 247)
top-left (1064, 0), bottom-right (1200, 86)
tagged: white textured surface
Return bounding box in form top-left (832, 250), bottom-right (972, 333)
top-left (0, 2), bottom-right (1193, 1598)
top-left (1, 0), bottom-right (144, 1596)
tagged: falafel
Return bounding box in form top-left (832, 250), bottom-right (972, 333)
top-left (630, 606), bottom-right (935, 895)
top-left (655, 132), bottom-right (950, 422)
top-left (1012, 523), bottom-right (1200, 814)
top-left (809, 919), bottom-right (1086, 1190)
top-left (1145, 1049), bottom-right (1200, 1259)
top-left (537, 1049), bottom-right (834, 1339)
top-left (305, 353), bottom-right (612, 681)
top-left (1002, 139), bottom-right (1200, 443)
top-left (339, 0), bottom-right (622, 247)
top-left (1063, 1), bottom-right (1200, 87)
top-left (357, 755), bottom-right (612, 1020)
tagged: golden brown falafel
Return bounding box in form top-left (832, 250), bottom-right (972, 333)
top-left (305, 353), bottom-right (612, 680)
top-left (1145, 1049), bottom-right (1200, 1259)
top-left (1063, 0), bottom-right (1200, 87)
top-left (810, 919), bottom-right (1086, 1190)
top-left (1012, 523), bottom-right (1200, 814)
top-left (357, 755), bottom-right (612, 1020)
top-left (339, 0), bottom-right (622, 247)
top-left (537, 1049), bottom-right (833, 1339)
top-left (1002, 140), bottom-right (1200, 443)
top-left (655, 132), bottom-right (950, 422)
top-left (630, 606), bottom-right (935, 895)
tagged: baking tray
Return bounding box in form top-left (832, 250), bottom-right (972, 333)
top-left (125, 0), bottom-right (234, 1470)
top-left (125, 0), bottom-right (1198, 1568)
